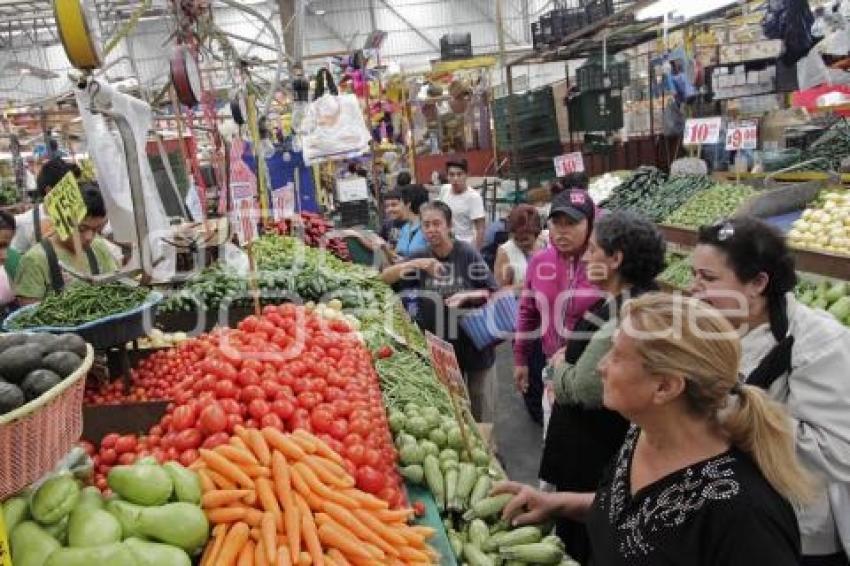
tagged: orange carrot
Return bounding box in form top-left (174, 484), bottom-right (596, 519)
top-left (250, 527), bottom-right (262, 542)
top-left (242, 464), bottom-right (272, 479)
top-left (327, 548), bottom-right (351, 566)
top-left (202, 489), bottom-right (255, 508)
top-left (255, 478), bottom-right (284, 531)
top-left (296, 493), bottom-right (325, 566)
top-left (289, 463), bottom-right (324, 510)
top-left (261, 512), bottom-right (277, 564)
top-left (207, 507), bottom-right (248, 525)
top-left (303, 456), bottom-right (354, 488)
top-left (350, 509), bottom-right (406, 546)
top-left (272, 452), bottom-right (301, 564)
top-left (262, 428), bottom-right (307, 460)
top-left (313, 514), bottom-right (384, 560)
top-left (297, 552), bottom-right (312, 566)
top-left (237, 539), bottom-right (256, 566)
top-left (200, 448), bottom-right (255, 489)
top-left (316, 522), bottom-right (373, 561)
top-left (296, 431), bottom-right (343, 465)
top-left (231, 435), bottom-right (251, 452)
top-left (189, 459), bottom-right (206, 471)
top-left (322, 501), bottom-right (398, 557)
top-left (200, 524), bottom-right (227, 566)
top-left (215, 444), bottom-right (260, 466)
top-left (254, 540), bottom-right (269, 566)
top-left (398, 545), bottom-right (430, 562)
top-left (342, 490), bottom-right (387, 510)
top-left (407, 525), bottom-right (435, 539)
top-left (217, 521), bottom-right (251, 566)
top-left (373, 508), bottom-right (412, 522)
top-left (291, 462), bottom-right (359, 508)
top-left (206, 469), bottom-right (238, 490)
top-left (243, 508), bottom-right (265, 528)
top-left (247, 427), bottom-right (272, 467)
top-left (197, 469), bottom-right (216, 492)
top-left (290, 429), bottom-right (318, 453)
top-left (277, 546), bottom-right (293, 566)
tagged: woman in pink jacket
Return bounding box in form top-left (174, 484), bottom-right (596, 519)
top-left (513, 189), bottom-right (600, 422)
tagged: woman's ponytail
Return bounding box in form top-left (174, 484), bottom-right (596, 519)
top-left (721, 384), bottom-right (816, 505)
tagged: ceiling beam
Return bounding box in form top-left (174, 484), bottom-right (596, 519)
top-left (376, 0), bottom-right (438, 50)
top-left (467, 0), bottom-right (522, 45)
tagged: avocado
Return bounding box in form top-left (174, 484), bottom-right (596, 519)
top-left (43, 351), bottom-right (82, 378)
top-left (0, 333), bottom-right (28, 354)
top-left (28, 332), bottom-right (60, 352)
top-left (0, 344), bottom-right (45, 383)
top-left (0, 381), bottom-right (24, 414)
top-left (53, 334), bottom-right (87, 358)
top-left (21, 369), bottom-right (62, 401)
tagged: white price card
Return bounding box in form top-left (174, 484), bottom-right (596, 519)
top-left (553, 152), bottom-right (585, 176)
top-left (725, 121), bottom-right (758, 151)
top-left (271, 182), bottom-right (295, 221)
top-left (683, 117), bottom-right (723, 146)
top-left (337, 176), bottom-right (369, 203)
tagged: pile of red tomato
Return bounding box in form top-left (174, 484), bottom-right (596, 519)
top-left (91, 304), bottom-right (405, 507)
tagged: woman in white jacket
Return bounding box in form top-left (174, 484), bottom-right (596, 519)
top-left (691, 216), bottom-right (850, 566)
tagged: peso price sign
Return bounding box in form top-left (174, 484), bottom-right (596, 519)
top-left (683, 117), bottom-right (722, 146)
top-left (553, 152), bottom-right (585, 177)
top-left (725, 121), bottom-right (758, 151)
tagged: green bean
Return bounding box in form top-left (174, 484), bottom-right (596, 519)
top-left (10, 283), bottom-right (150, 329)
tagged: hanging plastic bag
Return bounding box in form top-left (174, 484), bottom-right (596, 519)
top-left (299, 69), bottom-right (371, 165)
top-left (663, 99), bottom-right (685, 137)
top-left (797, 49), bottom-right (830, 89)
top-left (784, 0), bottom-right (816, 64)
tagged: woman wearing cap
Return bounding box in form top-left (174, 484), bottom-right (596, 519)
top-left (494, 204), bottom-right (544, 289)
top-left (691, 216), bottom-right (850, 565)
top-left (539, 211), bottom-right (666, 563)
top-left (513, 189), bottom-right (599, 425)
top-left (495, 293), bottom-right (811, 565)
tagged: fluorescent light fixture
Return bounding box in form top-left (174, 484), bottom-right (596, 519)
top-left (637, 0), bottom-right (737, 21)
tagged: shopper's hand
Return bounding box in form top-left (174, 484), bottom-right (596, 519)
top-left (514, 365), bottom-right (529, 394)
top-left (549, 346), bottom-right (567, 368)
top-left (416, 258), bottom-right (445, 277)
top-left (492, 481), bottom-right (557, 526)
top-left (445, 292), bottom-right (470, 309)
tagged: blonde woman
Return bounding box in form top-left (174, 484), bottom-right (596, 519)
top-left (495, 293), bottom-right (812, 565)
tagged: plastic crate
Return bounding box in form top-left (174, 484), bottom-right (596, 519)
top-left (532, 21), bottom-right (545, 50)
top-left (440, 33), bottom-right (472, 60)
top-left (585, 0), bottom-right (613, 22)
top-left (493, 86), bottom-right (557, 122)
top-left (495, 119), bottom-right (560, 145)
top-left (551, 8), bottom-right (587, 40)
top-left (576, 60), bottom-right (630, 91)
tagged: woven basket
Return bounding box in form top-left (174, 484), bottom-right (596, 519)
top-left (0, 344), bottom-right (93, 500)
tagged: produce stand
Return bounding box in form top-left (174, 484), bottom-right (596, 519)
top-left (406, 482), bottom-right (458, 566)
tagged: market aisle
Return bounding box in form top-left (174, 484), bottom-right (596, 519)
top-left (493, 343), bottom-right (543, 486)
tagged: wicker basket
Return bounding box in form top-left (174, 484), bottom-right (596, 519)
top-left (0, 344), bottom-right (94, 500)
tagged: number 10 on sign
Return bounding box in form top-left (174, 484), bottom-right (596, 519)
top-left (683, 117), bottom-right (722, 146)
top-left (553, 152), bottom-right (585, 177)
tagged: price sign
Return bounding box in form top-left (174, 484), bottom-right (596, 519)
top-left (271, 182), bottom-right (295, 222)
top-left (233, 197), bottom-right (259, 246)
top-left (44, 172), bottom-right (86, 240)
top-left (337, 176), bottom-right (369, 203)
top-left (425, 331), bottom-right (474, 455)
top-left (725, 121), bottom-right (758, 151)
top-left (683, 117), bottom-right (723, 146)
top-left (553, 152), bottom-right (585, 176)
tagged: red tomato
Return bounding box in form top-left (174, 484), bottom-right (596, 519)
top-left (288, 408), bottom-right (311, 432)
top-left (214, 379), bottom-right (238, 399)
top-left (356, 466), bottom-right (385, 494)
top-left (147, 434), bottom-right (161, 447)
top-left (240, 385), bottom-right (266, 404)
top-left (413, 501), bottom-right (426, 517)
top-left (296, 391), bottom-right (320, 410)
top-left (260, 413), bottom-right (284, 430)
top-left (99, 448), bottom-right (117, 465)
top-left (331, 400), bottom-right (352, 418)
top-left (115, 435), bottom-right (138, 454)
top-left (271, 399), bottom-right (296, 421)
top-left (363, 447), bottom-right (382, 469)
top-left (219, 398), bottom-right (243, 415)
top-left (179, 449), bottom-right (199, 467)
top-left (328, 419), bottom-right (349, 440)
top-left (199, 404), bottom-right (228, 436)
top-left (101, 433), bottom-right (120, 449)
top-left (174, 429), bottom-right (202, 451)
top-left (171, 405), bottom-right (196, 431)
top-left (202, 432), bottom-right (230, 449)
top-left (118, 452), bottom-right (137, 465)
top-left (345, 444), bottom-right (366, 466)
top-left (310, 408), bottom-right (333, 434)
top-left (247, 399), bottom-right (271, 421)
top-left (226, 414), bottom-right (245, 433)
top-left (237, 368), bottom-right (260, 387)
top-left (348, 418), bottom-right (371, 437)
top-left (149, 425), bottom-right (164, 437)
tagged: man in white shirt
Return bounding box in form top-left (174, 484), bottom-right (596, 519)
top-left (438, 158), bottom-right (486, 249)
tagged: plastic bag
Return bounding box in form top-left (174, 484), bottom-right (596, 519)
top-left (300, 69), bottom-right (371, 165)
top-left (797, 49), bottom-right (830, 89)
top-left (663, 99), bottom-right (685, 137)
top-left (784, 0), bottom-right (816, 64)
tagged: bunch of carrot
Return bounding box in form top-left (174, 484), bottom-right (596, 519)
top-left (193, 425), bottom-right (437, 566)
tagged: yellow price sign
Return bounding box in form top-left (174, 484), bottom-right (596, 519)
top-left (44, 172), bottom-right (87, 240)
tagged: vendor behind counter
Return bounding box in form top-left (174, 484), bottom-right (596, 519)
top-left (15, 185), bottom-right (118, 305)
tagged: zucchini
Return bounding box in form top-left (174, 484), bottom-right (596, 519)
top-left (455, 463), bottom-right (478, 509)
top-left (463, 493), bottom-right (513, 521)
top-left (469, 519), bottom-right (490, 547)
top-left (448, 530), bottom-right (464, 559)
top-left (464, 543), bottom-right (495, 566)
top-left (499, 542), bottom-right (564, 565)
top-left (423, 455), bottom-right (445, 511)
top-left (482, 526), bottom-right (542, 552)
top-left (399, 464), bottom-right (424, 484)
top-left (469, 475), bottom-right (492, 507)
top-left (445, 467), bottom-right (458, 511)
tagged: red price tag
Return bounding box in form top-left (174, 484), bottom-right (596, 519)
top-left (683, 117), bottom-right (722, 146)
top-left (725, 121), bottom-right (758, 151)
top-left (425, 332), bottom-right (465, 395)
top-left (553, 152), bottom-right (585, 176)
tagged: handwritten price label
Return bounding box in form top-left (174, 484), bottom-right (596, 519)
top-left (553, 152), bottom-right (585, 176)
top-left (725, 121), bottom-right (758, 151)
top-left (683, 117), bottom-right (722, 146)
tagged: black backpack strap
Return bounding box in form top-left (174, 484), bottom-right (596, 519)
top-left (84, 245), bottom-right (100, 275)
top-left (33, 206), bottom-right (41, 243)
top-left (40, 240), bottom-right (65, 294)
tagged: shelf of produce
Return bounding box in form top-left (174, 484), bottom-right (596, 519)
top-left (659, 224), bottom-right (850, 280)
top-left (406, 482), bottom-right (458, 566)
top-left (82, 401), bottom-right (168, 445)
